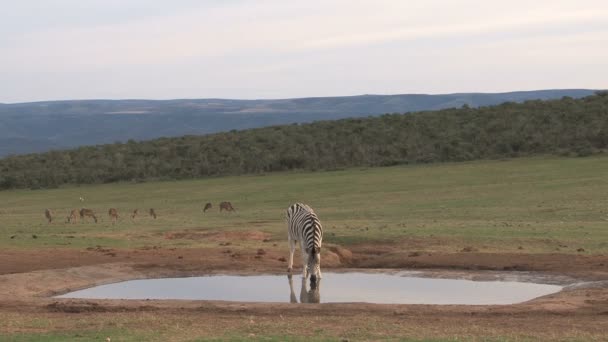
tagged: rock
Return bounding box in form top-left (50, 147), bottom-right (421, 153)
top-left (323, 250), bottom-right (341, 266)
top-left (327, 246), bottom-right (353, 263)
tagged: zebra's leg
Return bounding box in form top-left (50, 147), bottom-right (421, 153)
top-left (301, 248), bottom-right (309, 279)
top-left (287, 238), bottom-right (296, 273)
top-left (317, 253), bottom-right (322, 280)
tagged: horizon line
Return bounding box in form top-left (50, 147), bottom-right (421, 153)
top-left (1, 88), bottom-right (601, 106)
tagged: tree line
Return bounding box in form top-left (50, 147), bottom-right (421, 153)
top-left (1, 92), bottom-right (607, 190)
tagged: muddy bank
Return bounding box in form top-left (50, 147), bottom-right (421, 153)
top-left (2, 246), bottom-right (607, 279)
top-left (0, 246), bottom-right (607, 301)
top-left (0, 246), bottom-right (607, 340)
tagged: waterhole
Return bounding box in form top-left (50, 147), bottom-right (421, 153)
top-left (56, 272), bottom-right (563, 305)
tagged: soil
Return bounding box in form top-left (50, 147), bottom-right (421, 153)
top-left (1, 241), bottom-right (607, 339)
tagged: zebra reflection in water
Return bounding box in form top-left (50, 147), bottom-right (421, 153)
top-left (287, 274), bottom-right (320, 304)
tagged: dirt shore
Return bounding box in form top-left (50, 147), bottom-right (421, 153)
top-left (1, 245), bottom-right (607, 340)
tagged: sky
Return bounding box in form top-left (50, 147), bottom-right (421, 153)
top-left (1, 0), bottom-right (607, 103)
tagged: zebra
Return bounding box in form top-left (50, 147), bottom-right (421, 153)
top-left (286, 203), bottom-right (323, 284)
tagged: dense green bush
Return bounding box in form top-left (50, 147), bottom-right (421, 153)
top-left (1, 93), bottom-right (607, 190)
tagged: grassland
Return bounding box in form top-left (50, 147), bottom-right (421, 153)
top-left (1, 156), bottom-right (608, 341)
top-left (1, 155), bottom-right (607, 254)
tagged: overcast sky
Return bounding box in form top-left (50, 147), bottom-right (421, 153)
top-left (1, 0), bottom-right (607, 103)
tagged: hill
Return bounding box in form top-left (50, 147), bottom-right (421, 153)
top-left (1, 92), bottom-right (606, 190)
top-left (0, 89), bottom-right (597, 157)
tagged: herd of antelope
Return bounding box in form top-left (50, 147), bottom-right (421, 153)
top-left (42, 207), bottom-right (157, 224)
top-left (203, 201), bottom-right (236, 213)
top-left (43, 201), bottom-right (236, 224)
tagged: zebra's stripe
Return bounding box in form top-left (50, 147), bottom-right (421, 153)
top-left (287, 203), bottom-right (323, 252)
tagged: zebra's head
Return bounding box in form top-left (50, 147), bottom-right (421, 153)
top-left (308, 246), bottom-right (321, 284)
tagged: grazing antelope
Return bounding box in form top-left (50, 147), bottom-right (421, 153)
top-left (108, 208), bottom-right (119, 224)
top-left (44, 208), bottom-right (53, 223)
top-left (79, 208), bottom-right (98, 223)
top-left (203, 202), bottom-right (212, 213)
top-left (149, 208), bottom-right (157, 219)
top-left (66, 209), bottom-right (79, 224)
top-left (219, 201), bottom-right (235, 212)
top-left (131, 209), bottom-right (139, 219)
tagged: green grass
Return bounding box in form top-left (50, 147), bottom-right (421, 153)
top-left (0, 156), bottom-right (607, 253)
top-left (1, 330), bottom-right (149, 342)
top-left (0, 330), bottom-right (546, 342)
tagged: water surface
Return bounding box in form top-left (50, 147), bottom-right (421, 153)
top-left (56, 272), bottom-right (562, 305)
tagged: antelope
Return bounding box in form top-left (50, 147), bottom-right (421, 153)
top-left (219, 201), bottom-right (235, 212)
top-left (203, 202), bottom-right (212, 213)
top-left (131, 209), bottom-right (138, 219)
top-left (79, 208), bottom-right (98, 223)
top-left (108, 208), bottom-right (119, 224)
top-left (66, 209), bottom-right (79, 224)
top-left (149, 208), bottom-right (157, 219)
top-left (44, 208), bottom-right (53, 223)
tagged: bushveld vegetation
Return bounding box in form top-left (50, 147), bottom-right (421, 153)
top-left (0, 89), bottom-right (595, 157)
top-left (0, 92), bottom-right (607, 190)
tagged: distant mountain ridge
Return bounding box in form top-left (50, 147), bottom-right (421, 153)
top-left (0, 89), bottom-right (597, 157)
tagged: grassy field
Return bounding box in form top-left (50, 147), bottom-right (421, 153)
top-left (1, 155), bottom-right (607, 254)
top-left (2, 156), bottom-right (608, 342)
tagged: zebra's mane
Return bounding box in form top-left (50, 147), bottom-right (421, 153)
top-left (295, 202), bottom-right (315, 214)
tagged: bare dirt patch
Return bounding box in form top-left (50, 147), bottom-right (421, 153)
top-left (163, 229), bottom-right (272, 242)
top-left (351, 244), bottom-right (608, 281)
top-left (327, 245), bottom-right (353, 264)
top-left (0, 242), bottom-right (607, 339)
